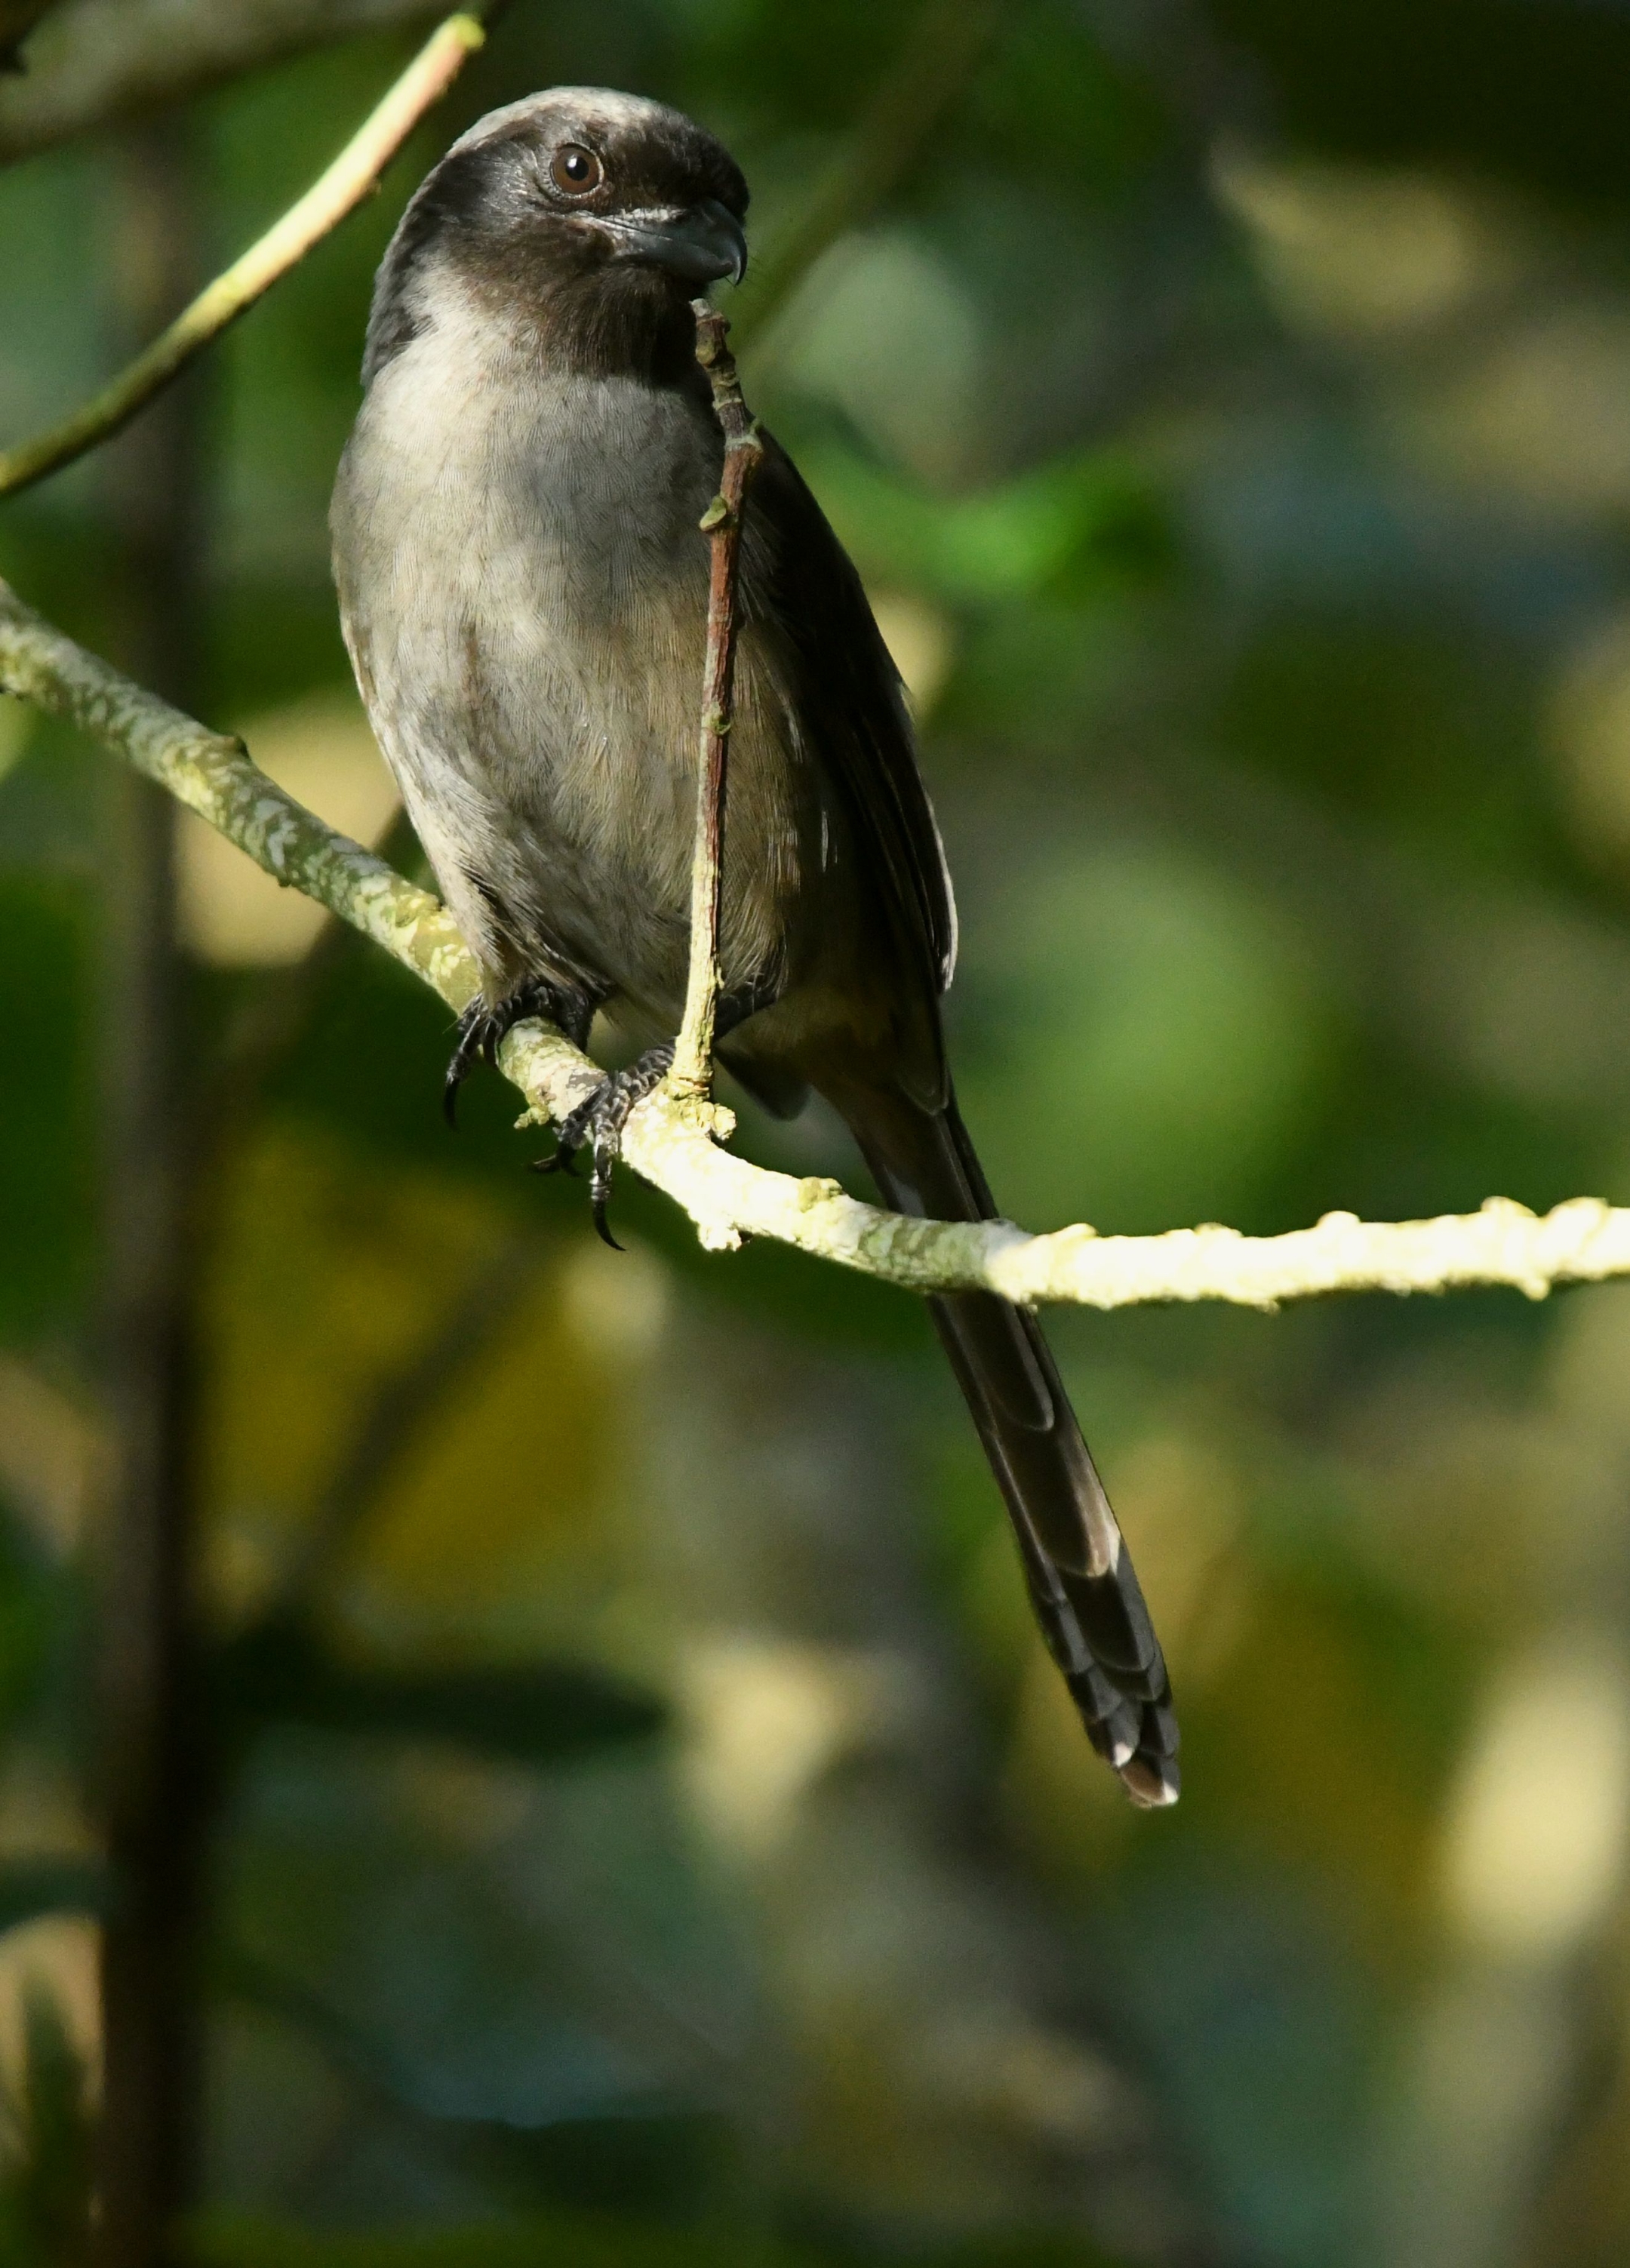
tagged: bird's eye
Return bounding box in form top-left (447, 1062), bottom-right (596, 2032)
top-left (549, 143), bottom-right (604, 195)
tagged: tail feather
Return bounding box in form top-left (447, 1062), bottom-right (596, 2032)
top-left (834, 1081), bottom-right (1179, 1809)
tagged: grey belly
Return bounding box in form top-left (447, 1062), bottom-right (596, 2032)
top-left (334, 373), bottom-right (812, 1022)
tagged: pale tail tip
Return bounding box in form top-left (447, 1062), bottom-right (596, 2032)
top-left (1120, 1756), bottom-right (1181, 1810)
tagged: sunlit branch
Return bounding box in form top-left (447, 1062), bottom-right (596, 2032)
top-left (0, 11), bottom-right (484, 500)
top-left (5, 571), bottom-right (1629, 1312)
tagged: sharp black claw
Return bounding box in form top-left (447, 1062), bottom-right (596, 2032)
top-left (527, 1042), bottom-right (674, 1247)
top-left (444, 977), bottom-right (598, 1129)
top-left (589, 1140), bottom-right (626, 1247)
top-left (443, 1000), bottom-right (489, 1131)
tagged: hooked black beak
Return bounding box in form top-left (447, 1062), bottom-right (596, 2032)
top-left (601, 195), bottom-right (748, 287)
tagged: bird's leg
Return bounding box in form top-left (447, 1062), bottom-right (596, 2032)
top-left (444, 975), bottom-right (596, 1128)
top-left (532, 1043), bottom-right (675, 1249)
top-left (533, 977), bottom-right (778, 1248)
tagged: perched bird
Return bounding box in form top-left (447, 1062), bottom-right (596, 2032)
top-left (331, 88), bottom-right (1179, 1806)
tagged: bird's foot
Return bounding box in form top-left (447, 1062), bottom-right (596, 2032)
top-left (444, 977), bottom-right (591, 1128)
top-left (531, 1043), bottom-right (675, 1249)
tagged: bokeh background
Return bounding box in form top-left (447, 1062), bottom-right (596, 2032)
top-left (5, 1), bottom-right (1630, 2262)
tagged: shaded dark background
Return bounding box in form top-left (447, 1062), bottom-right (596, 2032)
top-left (5, 0), bottom-right (1630, 2261)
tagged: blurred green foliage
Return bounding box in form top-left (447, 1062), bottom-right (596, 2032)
top-left (6, 0), bottom-right (1630, 2263)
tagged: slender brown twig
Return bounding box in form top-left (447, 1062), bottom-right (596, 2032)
top-left (0, 10), bottom-right (484, 500)
top-left (663, 0), bottom-right (1001, 1104)
top-left (669, 306), bottom-right (764, 1100)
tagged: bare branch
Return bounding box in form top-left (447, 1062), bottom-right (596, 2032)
top-left (0, 11), bottom-right (484, 500)
top-left (669, 306), bottom-right (764, 1100)
top-left (5, 571), bottom-right (1629, 1313)
top-left (0, 0), bottom-right (449, 167)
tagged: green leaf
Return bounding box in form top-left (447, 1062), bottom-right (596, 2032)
top-left (797, 439), bottom-right (1176, 606)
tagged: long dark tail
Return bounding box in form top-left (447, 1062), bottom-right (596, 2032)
top-left (833, 1079), bottom-right (1179, 1808)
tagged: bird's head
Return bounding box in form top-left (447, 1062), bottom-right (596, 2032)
top-left (364, 88), bottom-right (749, 383)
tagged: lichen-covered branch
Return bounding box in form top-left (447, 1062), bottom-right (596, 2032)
top-left (0, 11), bottom-right (484, 499)
top-left (5, 571), bottom-right (1629, 1312)
top-left (0, 577), bottom-right (480, 988)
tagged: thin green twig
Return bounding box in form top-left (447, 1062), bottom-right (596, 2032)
top-left (0, 11), bottom-right (485, 500)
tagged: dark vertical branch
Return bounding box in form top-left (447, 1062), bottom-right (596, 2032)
top-left (94, 114), bottom-right (211, 2268)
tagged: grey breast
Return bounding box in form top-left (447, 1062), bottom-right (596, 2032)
top-left (331, 282), bottom-right (811, 1019)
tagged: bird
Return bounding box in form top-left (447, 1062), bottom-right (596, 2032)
top-left (330, 88), bottom-right (1179, 1808)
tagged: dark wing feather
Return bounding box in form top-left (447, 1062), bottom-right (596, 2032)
top-left (741, 434), bottom-right (958, 1071)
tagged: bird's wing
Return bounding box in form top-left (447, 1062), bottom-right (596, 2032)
top-left (741, 433), bottom-right (958, 1036)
